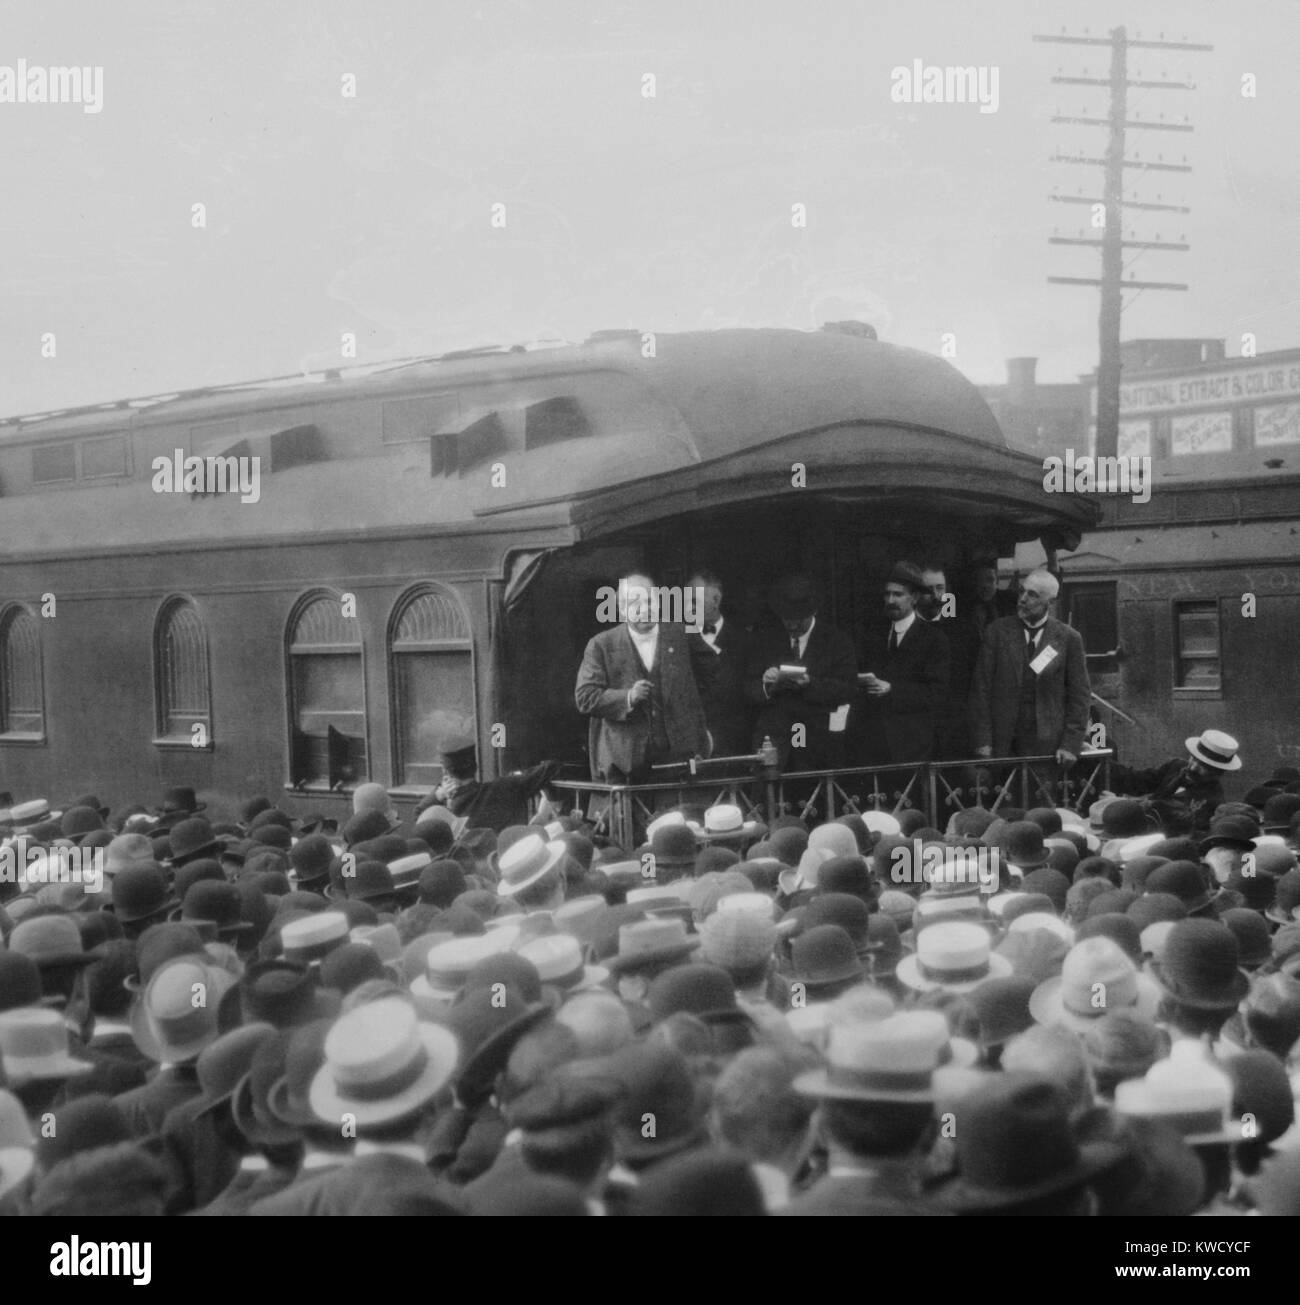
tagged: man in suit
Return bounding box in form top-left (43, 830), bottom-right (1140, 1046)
top-left (744, 573), bottom-right (858, 772)
top-left (918, 563), bottom-right (984, 761)
top-left (688, 569), bottom-right (750, 757)
top-left (859, 562), bottom-right (951, 771)
top-left (969, 568), bottom-right (1091, 796)
top-left (574, 572), bottom-right (713, 783)
top-left (417, 737), bottom-right (561, 835)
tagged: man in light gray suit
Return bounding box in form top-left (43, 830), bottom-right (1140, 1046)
top-left (575, 573), bottom-right (713, 783)
top-left (968, 569), bottom-right (1090, 789)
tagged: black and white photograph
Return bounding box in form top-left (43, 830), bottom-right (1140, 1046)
top-left (0, 0), bottom-right (1298, 1250)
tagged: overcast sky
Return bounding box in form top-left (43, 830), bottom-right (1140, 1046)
top-left (2, 0), bottom-right (1295, 417)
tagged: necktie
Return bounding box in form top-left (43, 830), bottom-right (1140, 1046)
top-left (1023, 624), bottom-right (1040, 655)
top-left (789, 634), bottom-right (801, 658)
top-left (703, 623), bottom-right (717, 635)
top-left (888, 628), bottom-right (898, 653)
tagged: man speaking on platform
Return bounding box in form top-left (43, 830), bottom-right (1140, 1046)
top-left (575, 572), bottom-right (714, 783)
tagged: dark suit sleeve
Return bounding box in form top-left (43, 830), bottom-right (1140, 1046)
top-left (743, 634), bottom-right (778, 706)
top-left (1059, 629), bottom-right (1091, 756)
top-left (574, 635), bottom-right (632, 720)
top-left (518, 759), bottom-right (562, 793)
top-left (688, 631), bottom-right (720, 697)
top-left (888, 626), bottom-right (950, 714)
top-left (968, 626), bottom-right (996, 751)
top-left (803, 630), bottom-right (858, 705)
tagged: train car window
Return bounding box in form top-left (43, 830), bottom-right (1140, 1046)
top-left (524, 396), bottom-right (589, 451)
top-left (288, 594), bottom-right (366, 788)
top-left (0, 605), bottom-right (45, 738)
top-left (154, 598), bottom-right (211, 746)
top-left (31, 443), bottom-right (76, 485)
top-left (1174, 600), bottom-right (1222, 691)
top-left (390, 586), bottom-right (474, 787)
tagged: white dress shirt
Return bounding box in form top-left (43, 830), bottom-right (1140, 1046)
top-left (627, 623), bottom-right (659, 670)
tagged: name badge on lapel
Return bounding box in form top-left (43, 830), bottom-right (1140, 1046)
top-left (1028, 644), bottom-right (1058, 676)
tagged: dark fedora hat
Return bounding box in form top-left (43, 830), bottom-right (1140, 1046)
top-left (8, 916), bottom-right (94, 971)
top-left (193, 1022), bottom-right (278, 1118)
top-left (264, 1017), bottom-right (335, 1129)
top-left (1199, 815), bottom-right (1261, 856)
top-left (168, 818), bottom-right (222, 866)
top-left (768, 573), bottom-right (819, 622)
top-left (1149, 919), bottom-right (1250, 1010)
top-left (343, 810), bottom-right (393, 848)
top-left (172, 857), bottom-right (226, 905)
top-left (109, 865), bottom-right (179, 925)
top-left (230, 1027), bottom-right (298, 1147)
top-left (605, 1041), bottom-right (708, 1164)
top-left (250, 825), bottom-right (293, 852)
top-left (442, 983), bottom-right (552, 1106)
top-left (66, 794), bottom-right (111, 819)
top-left (936, 1073), bottom-right (1123, 1211)
top-left (886, 560), bottom-right (926, 594)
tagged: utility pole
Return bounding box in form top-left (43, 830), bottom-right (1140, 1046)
top-left (1036, 26), bottom-right (1211, 459)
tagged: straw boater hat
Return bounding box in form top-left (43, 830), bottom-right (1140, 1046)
top-left (496, 834), bottom-right (567, 898)
top-left (1185, 730), bottom-right (1242, 772)
top-left (896, 921), bottom-right (1013, 994)
top-left (410, 931), bottom-right (521, 1009)
top-left (516, 934), bottom-right (610, 996)
top-left (1112, 1040), bottom-right (1246, 1146)
top-left (309, 996), bottom-right (460, 1129)
top-left (695, 804), bottom-right (765, 844)
top-left (794, 1010), bottom-right (976, 1102)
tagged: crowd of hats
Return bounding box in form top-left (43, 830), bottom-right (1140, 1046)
top-left (2, 774), bottom-right (1300, 1218)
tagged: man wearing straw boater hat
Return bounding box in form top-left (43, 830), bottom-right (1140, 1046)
top-left (1113, 729), bottom-right (1243, 834)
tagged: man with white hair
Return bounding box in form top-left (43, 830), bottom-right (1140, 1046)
top-left (969, 568), bottom-right (1091, 784)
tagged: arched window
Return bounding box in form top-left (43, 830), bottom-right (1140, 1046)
top-left (0, 605), bottom-right (44, 739)
top-left (390, 585), bottom-right (475, 786)
top-left (287, 592), bottom-right (366, 788)
top-left (155, 597), bottom-right (211, 744)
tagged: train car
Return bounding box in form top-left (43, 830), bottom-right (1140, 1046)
top-left (0, 326), bottom-right (1097, 821)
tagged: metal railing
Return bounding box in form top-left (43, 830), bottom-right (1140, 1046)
top-left (547, 750), bottom-right (1112, 848)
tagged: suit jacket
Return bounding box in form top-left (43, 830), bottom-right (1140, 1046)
top-left (575, 623), bottom-right (712, 779)
top-left (189, 1163), bottom-right (298, 1216)
top-left (115, 1065), bottom-right (202, 1140)
top-left (157, 1094), bottom-right (242, 1213)
top-left (696, 619), bottom-right (751, 755)
top-left (1115, 758), bottom-right (1224, 832)
top-left (442, 762), bottom-right (562, 834)
top-left (248, 1152), bottom-right (464, 1217)
top-left (744, 619), bottom-right (858, 768)
top-left (968, 615), bottom-right (1091, 758)
top-left (859, 618), bottom-right (951, 764)
top-left (56, 1029), bottom-right (149, 1104)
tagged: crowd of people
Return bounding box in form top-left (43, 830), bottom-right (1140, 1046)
top-left (2, 731), bottom-right (1300, 1217)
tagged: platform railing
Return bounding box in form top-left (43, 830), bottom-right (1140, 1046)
top-left (546, 749), bottom-right (1112, 848)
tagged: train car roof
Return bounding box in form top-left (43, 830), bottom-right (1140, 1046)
top-left (0, 328), bottom-right (1096, 560)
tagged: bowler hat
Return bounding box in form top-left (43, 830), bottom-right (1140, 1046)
top-left (238, 959), bottom-right (341, 1028)
top-left (1002, 822), bottom-right (1050, 869)
top-left (168, 818), bottom-right (222, 865)
top-left (8, 916), bottom-right (93, 971)
top-left (172, 880), bottom-right (252, 939)
top-left (1148, 919), bottom-right (1249, 1010)
top-left (790, 924), bottom-right (864, 990)
top-left (1144, 861), bottom-right (1220, 915)
top-left (59, 806), bottom-right (106, 843)
top-left (194, 1023), bottom-right (278, 1116)
top-left (1101, 800), bottom-right (1157, 841)
top-left (963, 976), bottom-right (1038, 1049)
top-left (110, 865), bottom-right (178, 925)
top-left (1199, 815), bottom-right (1260, 856)
top-left (1074, 913), bottom-right (1143, 964)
